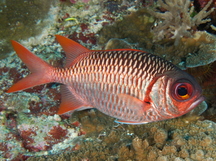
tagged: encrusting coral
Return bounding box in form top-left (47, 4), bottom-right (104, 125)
top-left (148, 0), bottom-right (215, 45)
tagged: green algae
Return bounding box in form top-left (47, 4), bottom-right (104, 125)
top-left (0, 0), bottom-right (57, 59)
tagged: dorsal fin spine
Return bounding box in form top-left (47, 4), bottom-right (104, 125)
top-left (55, 35), bottom-right (90, 67)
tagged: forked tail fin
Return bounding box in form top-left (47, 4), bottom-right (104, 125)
top-left (7, 40), bottom-right (54, 93)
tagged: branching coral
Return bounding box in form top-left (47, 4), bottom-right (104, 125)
top-left (149, 0), bottom-right (214, 45)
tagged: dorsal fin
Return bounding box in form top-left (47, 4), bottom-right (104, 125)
top-left (55, 35), bottom-right (90, 67)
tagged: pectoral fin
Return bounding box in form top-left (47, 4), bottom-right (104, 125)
top-left (117, 93), bottom-right (151, 112)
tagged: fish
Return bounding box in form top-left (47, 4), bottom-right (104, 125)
top-left (7, 35), bottom-right (204, 124)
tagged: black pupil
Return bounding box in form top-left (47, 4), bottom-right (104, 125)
top-left (178, 87), bottom-right (188, 96)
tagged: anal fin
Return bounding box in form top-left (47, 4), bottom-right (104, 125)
top-left (115, 120), bottom-right (149, 125)
top-left (57, 85), bottom-right (92, 115)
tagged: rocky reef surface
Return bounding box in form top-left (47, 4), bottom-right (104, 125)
top-left (1, 0), bottom-right (216, 160)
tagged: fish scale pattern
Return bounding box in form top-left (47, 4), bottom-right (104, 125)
top-left (59, 50), bottom-right (178, 121)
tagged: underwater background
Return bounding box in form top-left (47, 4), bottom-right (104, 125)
top-left (0, 0), bottom-right (216, 160)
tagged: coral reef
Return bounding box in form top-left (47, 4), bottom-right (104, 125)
top-left (148, 0), bottom-right (214, 45)
top-left (26, 111), bottom-right (216, 160)
top-left (194, 0), bottom-right (216, 34)
top-left (99, 0), bottom-right (216, 69)
top-left (1, 0), bottom-right (216, 160)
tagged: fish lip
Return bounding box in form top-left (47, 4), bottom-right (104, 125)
top-left (187, 96), bottom-right (205, 112)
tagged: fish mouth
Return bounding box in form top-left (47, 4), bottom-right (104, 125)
top-left (187, 96), bottom-right (205, 112)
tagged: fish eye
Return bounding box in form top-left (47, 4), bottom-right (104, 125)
top-left (173, 83), bottom-right (193, 100)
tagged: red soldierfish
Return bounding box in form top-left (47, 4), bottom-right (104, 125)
top-left (7, 35), bottom-right (204, 124)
